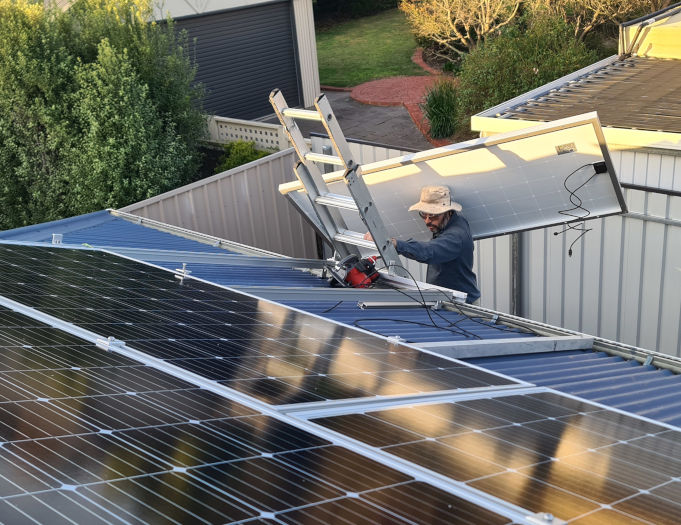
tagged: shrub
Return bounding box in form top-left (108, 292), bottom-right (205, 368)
top-left (215, 141), bottom-right (272, 173)
top-left (421, 78), bottom-right (458, 139)
top-left (455, 13), bottom-right (597, 130)
top-left (0, 0), bottom-right (205, 229)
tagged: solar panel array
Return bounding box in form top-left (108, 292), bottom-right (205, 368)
top-left (0, 243), bottom-right (679, 524)
top-left (0, 302), bottom-right (522, 523)
top-left (313, 392), bottom-right (681, 524)
top-left (0, 244), bottom-right (517, 407)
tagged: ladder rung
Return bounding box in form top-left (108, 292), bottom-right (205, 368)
top-left (334, 230), bottom-right (376, 249)
top-left (282, 108), bottom-right (324, 121)
top-left (305, 152), bottom-right (345, 166)
top-left (315, 193), bottom-right (358, 211)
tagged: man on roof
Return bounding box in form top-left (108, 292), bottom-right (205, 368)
top-left (366, 185), bottom-right (480, 304)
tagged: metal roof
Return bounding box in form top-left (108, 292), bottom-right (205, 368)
top-left (496, 57), bottom-right (681, 133)
top-left (0, 210), bottom-right (232, 253)
top-left (468, 350), bottom-right (681, 426)
top-left (2, 209), bottom-right (681, 429)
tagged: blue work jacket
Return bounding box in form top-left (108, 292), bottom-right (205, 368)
top-left (395, 213), bottom-right (480, 303)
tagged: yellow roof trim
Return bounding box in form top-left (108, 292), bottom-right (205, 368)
top-left (471, 115), bottom-right (681, 151)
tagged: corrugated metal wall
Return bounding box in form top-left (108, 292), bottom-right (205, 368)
top-left (516, 148), bottom-right (681, 356)
top-left (614, 147), bottom-right (681, 192)
top-left (120, 149), bottom-right (319, 258)
top-left (520, 185), bottom-right (681, 357)
top-left (175, 1), bottom-right (301, 119)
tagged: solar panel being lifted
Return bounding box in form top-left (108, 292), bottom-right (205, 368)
top-left (279, 112), bottom-right (626, 244)
top-left (0, 304), bottom-right (516, 524)
top-left (0, 244), bottom-right (519, 408)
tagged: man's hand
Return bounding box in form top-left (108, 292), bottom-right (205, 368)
top-left (364, 232), bottom-right (397, 248)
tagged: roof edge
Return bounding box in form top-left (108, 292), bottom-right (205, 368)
top-left (0, 210), bottom-right (114, 241)
top-left (110, 210), bottom-right (287, 258)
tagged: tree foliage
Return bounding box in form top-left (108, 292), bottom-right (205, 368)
top-left (0, 0), bottom-right (205, 230)
top-left (399, 0), bottom-right (521, 58)
top-left (526, 0), bottom-right (674, 40)
top-left (455, 13), bottom-right (597, 130)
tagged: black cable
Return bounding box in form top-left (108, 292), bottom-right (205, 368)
top-left (321, 300), bottom-right (344, 313)
top-left (321, 255), bottom-right (531, 338)
top-left (378, 260), bottom-right (540, 337)
top-left (352, 318), bottom-right (481, 341)
top-left (554, 163), bottom-right (599, 257)
top-left (375, 261), bottom-right (474, 331)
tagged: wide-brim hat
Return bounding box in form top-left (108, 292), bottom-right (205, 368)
top-left (408, 185), bottom-right (462, 214)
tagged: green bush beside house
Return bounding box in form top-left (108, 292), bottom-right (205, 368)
top-left (0, 0), bottom-right (205, 230)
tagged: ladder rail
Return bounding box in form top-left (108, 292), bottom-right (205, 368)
top-left (269, 89), bottom-right (410, 278)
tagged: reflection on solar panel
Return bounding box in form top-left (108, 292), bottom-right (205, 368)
top-left (0, 304), bottom-right (516, 523)
top-left (0, 245), bottom-right (518, 407)
top-left (312, 391), bottom-right (681, 524)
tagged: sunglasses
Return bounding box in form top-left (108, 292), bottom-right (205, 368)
top-left (419, 211), bottom-right (445, 220)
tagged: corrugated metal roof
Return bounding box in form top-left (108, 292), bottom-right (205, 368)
top-left (283, 300), bottom-right (536, 343)
top-left (497, 57), bottom-right (681, 133)
top-left (0, 210), bottom-right (232, 253)
top-left (467, 351), bottom-right (681, 426)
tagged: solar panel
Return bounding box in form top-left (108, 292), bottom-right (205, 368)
top-left (311, 390), bottom-right (681, 524)
top-left (7, 243), bottom-right (676, 523)
top-left (281, 112), bottom-right (626, 243)
top-left (0, 244), bottom-right (520, 407)
top-left (0, 304), bottom-right (518, 524)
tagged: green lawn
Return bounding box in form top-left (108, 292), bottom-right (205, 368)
top-left (316, 9), bottom-right (426, 87)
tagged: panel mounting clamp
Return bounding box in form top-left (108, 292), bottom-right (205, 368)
top-left (525, 512), bottom-right (567, 525)
top-left (174, 262), bottom-right (191, 283)
top-left (96, 336), bottom-right (125, 352)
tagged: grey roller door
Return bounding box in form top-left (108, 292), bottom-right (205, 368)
top-left (176, 1), bottom-right (301, 119)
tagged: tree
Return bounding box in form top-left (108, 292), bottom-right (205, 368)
top-left (0, 0), bottom-right (205, 230)
top-left (526, 0), bottom-right (674, 41)
top-left (399, 0), bottom-right (521, 59)
top-left (455, 12), bottom-right (597, 129)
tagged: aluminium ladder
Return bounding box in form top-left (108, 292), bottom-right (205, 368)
top-left (269, 89), bottom-right (408, 277)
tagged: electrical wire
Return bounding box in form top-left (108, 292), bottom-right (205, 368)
top-left (321, 255), bottom-right (534, 339)
top-left (321, 300), bottom-right (344, 313)
top-left (352, 318), bottom-right (481, 342)
top-left (554, 163), bottom-right (599, 257)
top-left (322, 257), bottom-right (480, 339)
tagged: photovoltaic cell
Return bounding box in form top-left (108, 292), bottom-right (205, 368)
top-left (0, 245), bottom-right (517, 406)
top-left (0, 290), bottom-right (513, 523)
top-left (312, 391), bottom-right (681, 524)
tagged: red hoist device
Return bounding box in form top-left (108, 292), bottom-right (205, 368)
top-left (269, 89), bottom-right (409, 288)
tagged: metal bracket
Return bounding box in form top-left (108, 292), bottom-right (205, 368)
top-left (525, 512), bottom-right (567, 525)
top-left (96, 336), bottom-right (125, 352)
top-left (174, 262), bottom-right (192, 284)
